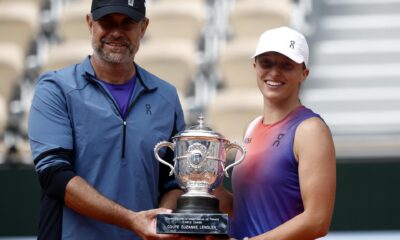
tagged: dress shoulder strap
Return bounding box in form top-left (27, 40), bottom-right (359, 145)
top-left (243, 116), bottom-right (263, 140)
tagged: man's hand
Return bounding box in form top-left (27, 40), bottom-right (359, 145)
top-left (130, 208), bottom-right (180, 240)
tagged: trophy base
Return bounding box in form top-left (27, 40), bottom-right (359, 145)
top-left (175, 195), bottom-right (220, 213)
top-left (157, 196), bottom-right (228, 235)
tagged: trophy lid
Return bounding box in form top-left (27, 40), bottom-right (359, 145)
top-left (174, 115), bottom-right (227, 141)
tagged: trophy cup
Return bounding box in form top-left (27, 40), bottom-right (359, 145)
top-left (154, 115), bottom-right (246, 235)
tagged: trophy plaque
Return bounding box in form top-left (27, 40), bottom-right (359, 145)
top-left (154, 116), bottom-right (246, 235)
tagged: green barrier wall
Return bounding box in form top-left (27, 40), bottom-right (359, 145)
top-left (331, 159), bottom-right (400, 230)
top-left (1, 158), bottom-right (400, 236)
top-left (0, 165), bottom-right (40, 236)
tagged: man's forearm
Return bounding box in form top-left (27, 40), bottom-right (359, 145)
top-left (64, 176), bottom-right (135, 231)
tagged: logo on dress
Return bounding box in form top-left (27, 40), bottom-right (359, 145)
top-left (128, 0), bottom-right (134, 7)
top-left (272, 134), bottom-right (285, 147)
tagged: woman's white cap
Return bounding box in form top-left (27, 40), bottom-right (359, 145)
top-left (252, 26), bottom-right (309, 67)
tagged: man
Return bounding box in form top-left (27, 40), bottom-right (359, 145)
top-left (28, 0), bottom-right (185, 239)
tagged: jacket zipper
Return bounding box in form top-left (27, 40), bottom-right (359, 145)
top-left (87, 76), bottom-right (128, 159)
top-left (85, 70), bottom-right (147, 160)
top-left (122, 120), bottom-right (127, 159)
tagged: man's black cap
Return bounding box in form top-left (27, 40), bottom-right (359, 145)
top-left (91, 0), bottom-right (146, 21)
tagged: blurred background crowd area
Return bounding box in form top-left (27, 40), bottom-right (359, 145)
top-left (1, 0), bottom-right (400, 165)
top-left (1, 0), bottom-right (400, 164)
top-left (1, 0), bottom-right (400, 238)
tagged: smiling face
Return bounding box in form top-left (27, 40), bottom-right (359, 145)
top-left (87, 13), bottom-right (148, 65)
top-left (254, 52), bottom-right (309, 106)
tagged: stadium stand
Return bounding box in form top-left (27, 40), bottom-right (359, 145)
top-left (137, 0), bottom-right (207, 98)
top-left (145, 0), bottom-right (207, 45)
top-left (217, 38), bottom-right (258, 90)
top-left (0, 96), bottom-right (5, 136)
top-left (42, 39), bottom-right (92, 72)
top-left (300, 0), bottom-right (400, 157)
top-left (58, 0), bottom-right (92, 42)
top-left (206, 0), bottom-right (293, 143)
top-left (0, 1), bottom-right (40, 54)
top-left (135, 39), bottom-right (198, 95)
top-left (0, 1), bottom-right (40, 137)
top-left (229, 0), bottom-right (293, 40)
top-left (0, 0), bottom-right (43, 4)
top-left (0, 43), bottom-right (25, 105)
top-left (3, 0), bottom-right (399, 161)
top-left (207, 88), bottom-right (263, 143)
top-left (41, 0), bottom-right (92, 72)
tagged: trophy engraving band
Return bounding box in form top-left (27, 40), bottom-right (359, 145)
top-left (156, 213), bottom-right (228, 234)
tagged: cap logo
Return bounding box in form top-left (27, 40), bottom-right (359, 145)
top-left (128, 0), bottom-right (134, 7)
top-left (289, 40), bottom-right (295, 49)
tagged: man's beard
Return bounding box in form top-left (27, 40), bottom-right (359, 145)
top-left (92, 37), bottom-right (135, 64)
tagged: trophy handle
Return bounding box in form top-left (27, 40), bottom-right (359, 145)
top-left (154, 141), bottom-right (175, 176)
top-left (224, 142), bottom-right (246, 177)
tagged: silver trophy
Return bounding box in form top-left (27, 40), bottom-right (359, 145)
top-left (154, 115), bottom-right (246, 235)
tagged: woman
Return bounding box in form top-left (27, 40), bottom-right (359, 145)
top-left (214, 27), bottom-right (336, 240)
